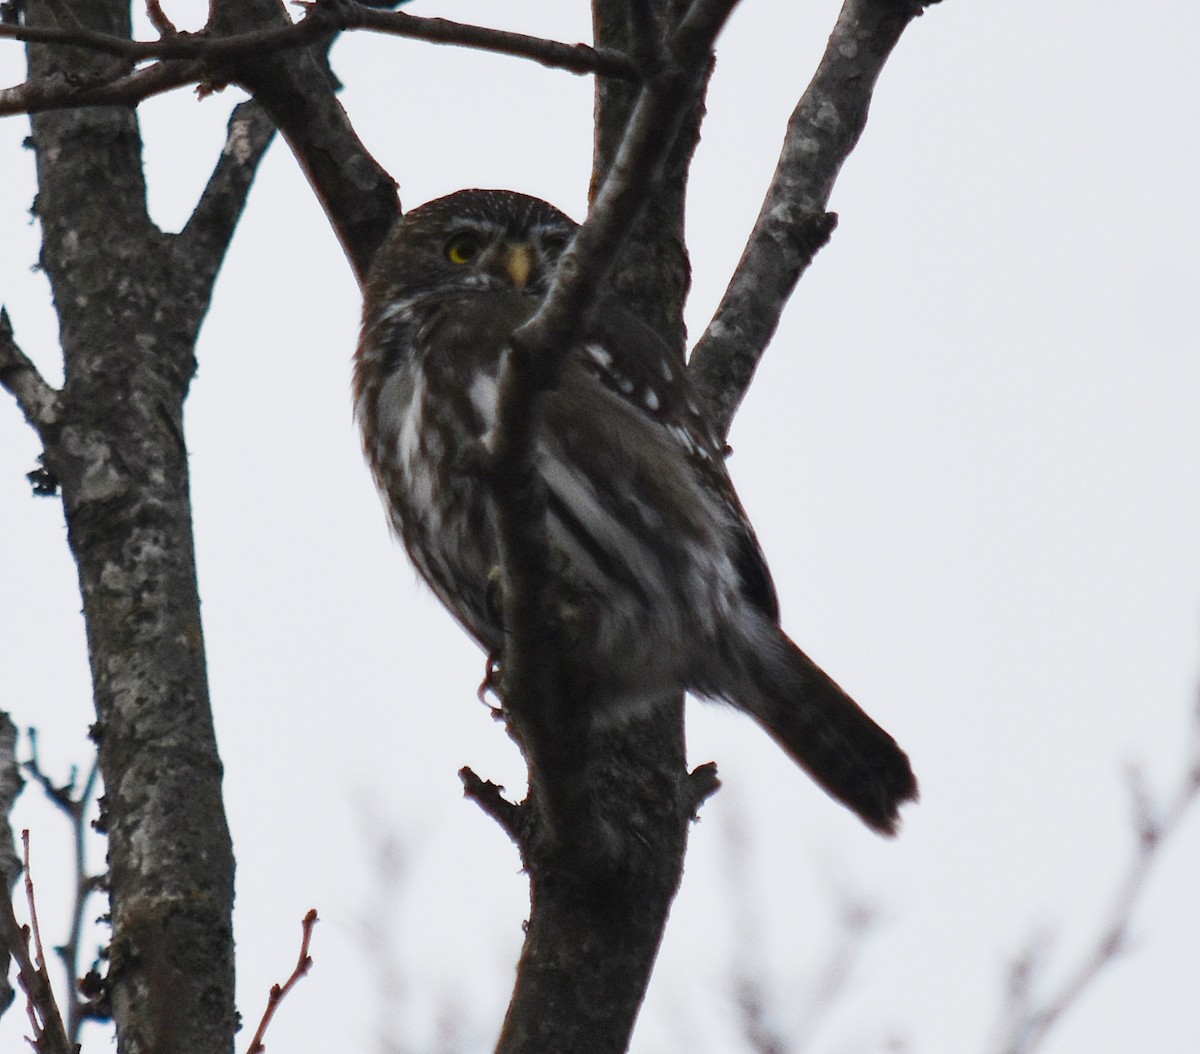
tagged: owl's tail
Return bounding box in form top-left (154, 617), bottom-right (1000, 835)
top-left (725, 625), bottom-right (918, 835)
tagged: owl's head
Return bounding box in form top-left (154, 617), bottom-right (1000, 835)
top-left (365, 190), bottom-right (579, 315)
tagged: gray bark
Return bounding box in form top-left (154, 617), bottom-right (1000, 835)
top-left (11, 1), bottom-right (274, 1048)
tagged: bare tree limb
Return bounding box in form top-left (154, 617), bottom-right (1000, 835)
top-left (0, 0), bottom-right (635, 119)
top-left (0, 0), bottom-right (635, 76)
top-left (0, 55), bottom-right (205, 116)
top-left (2, 0), bottom-right (635, 278)
top-left (176, 97), bottom-right (278, 317)
top-left (689, 0), bottom-right (941, 439)
top-left (0, 309), bottom-right (62, 440)
top-left (206, 0), bottom-right (397, 284)
top-left (989, 699), bottom-right (1200, 1054)
top-left (490, 0), bottom-right (741, 853)
top-left (339, 3), bottom-right (637, 79)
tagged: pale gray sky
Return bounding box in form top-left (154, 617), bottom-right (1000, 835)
top-left (2, 2), bottom-right (1199, 1051)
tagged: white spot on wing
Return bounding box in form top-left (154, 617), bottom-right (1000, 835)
top-left (539, 451), bottom-right (660, 591)
top-left (585, 342), bottom-right (613, 369)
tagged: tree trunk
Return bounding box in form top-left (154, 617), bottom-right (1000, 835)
top-left (20, 1), bottom-right (270, 1048)
top-left (493, 4), bottom-right (716, 1051)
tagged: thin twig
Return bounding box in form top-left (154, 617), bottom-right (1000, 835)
top-left (341, 3), bottom-right (636, 78)
top-left (21, 834), bottom-right (50, 985)
top-left (0, 831), bottom-right (73, 1054)
top-left (990, 699), bottom-right (1200, 1054)
top-left (721, 793), bottom-right (879, 1053)
top-left (0, 0), bottom-right (635, 88)
top-left (24, 740), bottom-right (105, 1044)
top-left (0, 56), bottom-right (204, 118)
top-left (244, 908), bottom-right (319, 1054)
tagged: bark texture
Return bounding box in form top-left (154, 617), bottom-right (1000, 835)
top-left (690, 0), bottom-right (937, 437)
top-left (491, 3), bottom-right (723, 1050)
top-left (0, 1), bottom-right (935, 1050)
top-left (16, 1), bottom-right (273, 1049)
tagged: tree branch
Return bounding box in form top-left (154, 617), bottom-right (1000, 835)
top-left (203, 0), bottom-right (395, 283)
top-left (176, 97), bottom-right (277, 318)
top-left (990, 699), bottom-right (1200, 1054)
top-left (486, 5), bottom-right (739, 1050)
top-left (490, 0), bottom-right (741, 852)
top-left (520, 0), bottom-right (733, 353)
top-left (0, 56), bottom-right (203, 116)
top-left (340, 3), bottom-right (637, 79)
top-left (244, 909), bottom-right (318, 1054)
top-left (0, 308), bottom-right (61, 440)
top-left (0, 0), bottom-right (635, 119)
top-left (688, 0), bottom-right (940, 439)
top-left (686, 761), bottom-right (722, 816)
top-left (20, 0), bottom-right (243, 1045)
top-left (0, 0), bottom-right (642, 280)
top-left (0, 0), bottom-right (635, 76)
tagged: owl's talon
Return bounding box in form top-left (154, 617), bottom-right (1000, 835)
top-left (477, 650), bottom-right (504, 715)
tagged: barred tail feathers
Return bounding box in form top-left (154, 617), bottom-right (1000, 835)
top-left (726, 627), bottom-right (918, 835)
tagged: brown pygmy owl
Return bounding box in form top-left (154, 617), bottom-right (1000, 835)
top-left (354, 189), bottom-right (917, 834)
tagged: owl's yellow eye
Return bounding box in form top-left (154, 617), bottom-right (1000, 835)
top-left (445, 233), bottom-right (482, 265)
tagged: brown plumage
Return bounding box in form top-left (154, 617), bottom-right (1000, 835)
top-left (354, 189), bottom-right (918, 834)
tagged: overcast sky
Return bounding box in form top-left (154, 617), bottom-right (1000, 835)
top-left (2, 2), bottom-right (1199, 1052)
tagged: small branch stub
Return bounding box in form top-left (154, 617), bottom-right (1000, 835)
top-left (460, 766), bottom-right (524, 845)
top-left (0, 308), bottom-right (62, 438)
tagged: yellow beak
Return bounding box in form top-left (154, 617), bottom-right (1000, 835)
top-left (502, 242), bottom-right (535, 292)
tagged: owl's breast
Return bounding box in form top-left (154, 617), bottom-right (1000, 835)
top-left (355, 298), bottom-right (507, 650)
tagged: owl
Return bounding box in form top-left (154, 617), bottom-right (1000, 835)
top-left (353, 189), bottom-right (917, 834)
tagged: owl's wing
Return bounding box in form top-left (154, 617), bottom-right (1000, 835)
top-left (537, 306), bottom-right (781, 622)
